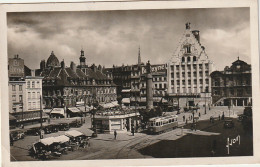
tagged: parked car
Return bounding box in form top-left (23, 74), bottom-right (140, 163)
top-left (224, 120), bottom-right (234, 128)
top-left (43, 126), bottom-right (52, 134)
top-left (10, 130), bottom-right (25, 141)
top-left (49, 124), bottom-right (59, 133)
top-left (27, 127), bottom-right (43, 136)
top-left (69, 121), bottom-right (82, 128)
top-left (58, 123), bottom-right (70, 131)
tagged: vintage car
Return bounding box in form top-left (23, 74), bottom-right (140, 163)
top-left (224, 120), bottom-right (234, 129)
top-left (69, 121), bottom-right (82, 128)
top-left (58, 123), bottom-right (70, 131)
top-left (27, 127), bottom-right (44, 136)
top-left (10, 130), bottom-right (25, 141)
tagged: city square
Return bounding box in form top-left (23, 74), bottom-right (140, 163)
top-left (6, 7), bottom-right (253, 161)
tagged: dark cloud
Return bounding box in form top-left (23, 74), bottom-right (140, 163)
top-left (7, 8), bottom-right (250, 70)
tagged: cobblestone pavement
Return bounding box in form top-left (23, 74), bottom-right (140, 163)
top-left (10, 106), bottom-right (245, 161)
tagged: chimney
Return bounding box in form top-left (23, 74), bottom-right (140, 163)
top-left (192, 30), bottom-right (200, 43)
top-left (61, 60), bottom-right (65, 69)
top-left (70, 61), bottom-right (76, 73)
top-left (31, 69), bottom-right (35, 77)
top-left (40, 60), bottom-right (46, 70)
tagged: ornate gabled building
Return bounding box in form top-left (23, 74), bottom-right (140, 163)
top-left (167, 23), bottom-right (214, 107)
top-left (210, 58), bottom-right (252, 106)
top-left (37, 51), bottom-right (117, 113)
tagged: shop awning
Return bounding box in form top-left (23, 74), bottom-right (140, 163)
top-left (9, 114), bottom-right (16, 121)
top-left (43, 109), bottom-right (52, 113)
top-left (68, 107), bottom-right (80, 113)
top-left (51, 108), bottom-right (65, 115)
top-left (122, 98), bottom-right (130, 104)
top-left (39, 137), bottom-right (56, 146)
top-left (54, 135), bottom-right (70, 143)
top-left (121, 89), bottom-right (131, 93)
top-left (65, 130), bottom-right (83, 138)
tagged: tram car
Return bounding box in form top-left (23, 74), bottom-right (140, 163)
top-left (148, 115), bottom-right (178, 134)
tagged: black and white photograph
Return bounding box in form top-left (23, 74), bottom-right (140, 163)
top-left (1, 0), bottom-right (260, 166)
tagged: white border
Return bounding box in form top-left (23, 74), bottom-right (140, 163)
top-left (0, 1), bottom-right (259, 167)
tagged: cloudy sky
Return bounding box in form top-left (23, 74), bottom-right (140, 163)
top-left (7, 8), bottom-right (250, 70)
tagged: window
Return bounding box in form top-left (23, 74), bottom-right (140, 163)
top-left (193, 56), bottom-right (197, 62)
top-left (33, 102), bottom-right (36, 109)
top-left (194, 79), bottom-right (197, 84)
top-left (159, 84), bottom-right (162, 89)
top-left (32, 92), bottom-right (36, 98)
top-left (176, 65), bottom-right (179, 70)
top-left (177, 80), bottom-right (180, 85)
top-left (19, 95), bottom-right (22, 102)
top-left (199, 79), bottom-right (203, 84)
top-left (28, 102), bottom-right (31, 110)
top-left (193, 72), bottom-right (197, 77)
top-left (12, 106), bottom-right (16, 112)
top-left (12, 95), bottom-right (16, 101)
top-left (205, 71), bottom-right (209, 77)
top-left (37, 81), bottom-right (40, 88)
top-left (182, 57), bottom-right (185, 62)
top-left (199, 71), bottom-right (203, 77)
top-left (171, 73), bottom-right (174, 78)
top-left (37, 92), bottom-right (40, 98)
top-left (199, 64), bottom-right (203, 69)
top-left (176, 72), bottom-right (180, 78)
top-left (12, 85), bottom-right (16, 91)
top-left (28, 92), bottom-right (31, 99)
top-left (206, 79), bottom-right (209, 84)
top-left (188, 72), bottom-right (191, 77)
top-left (19, 85), bottom-right (22, 91)
top-left (155, 84), bottom-right (158, 88)
top-left (27, 81), bottom-right (30, 88)
top-left (182, 72), bottom-right (185, 77)
top-left (187, 56), bottom-right (191, 62)
top-left (164, 84), bottom-right (167, 88)
top-left (188, 80), bottom-right (191, 85)
top-left (182, 80), bottom-right (185, 85)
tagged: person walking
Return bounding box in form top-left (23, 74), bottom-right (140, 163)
top-left (114, 130), bottom-right (117, 140)
top-left (131, 127), bottom-right (135, 136)
top-left (183, 115), bottom-right (185, 122)
top-left (199, 112), bottom-right (201, 117)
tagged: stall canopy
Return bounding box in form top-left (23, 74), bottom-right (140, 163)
top-left (39, 137), bottom-right (56, 146)
top-left (122, 98), bottom-right (130, 104)
top-left (68, 107), bottom-right (81, 113)
top-left (100, 101), bottom-right (119, 109)
top-left (65, 130), bottom-right (83, 138)
top-left (54, 135), bottom-right (70, 143)
top-left (121, 89), bottom-right (131, 93)
top-left (43, 109), bottom-right (52, 113)
top-left (51, 108), bottom-right (65, 115)
top-left (77, 105), bottom-right (94, 112)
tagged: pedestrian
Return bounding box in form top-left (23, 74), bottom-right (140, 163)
top-left (183, 115), bottom-right (185, 122)
top-left (199, 112), bottom-right (201, 117)
top-left (114, 130), bottom-right (117, 140)
top-left (194, 123), bottom-right (197, 131)
top-left (191, 115), bottom-right (193, 120)
top-left (222, 112), bottom-right (225, 120)
top-left (131, 127), bottom-right (135, 136)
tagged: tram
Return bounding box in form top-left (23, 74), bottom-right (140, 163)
top-left (147, 115), bottom-right (178, 134)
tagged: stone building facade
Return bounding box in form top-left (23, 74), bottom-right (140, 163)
top-left (167, 23), bottom-right (214, 107)
top-left (210, 58), bottom-right (252, 106)
top-left (37, 50), bottom-right (117, 111)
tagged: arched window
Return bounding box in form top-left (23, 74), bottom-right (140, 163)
top-left (182, 57), bottom-right (185, 62)
top-left (193, 56), bottom-right (197, 61)
top-left (187, 56), bottom-right (191, 62)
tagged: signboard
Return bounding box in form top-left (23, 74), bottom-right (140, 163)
top-left (8, 58), bottom-right (24, 77)
top-left (141, 64), bottom-right (167, 74)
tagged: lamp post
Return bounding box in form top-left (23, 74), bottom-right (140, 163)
top-left (40, 95), bottom-right (43, 128)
